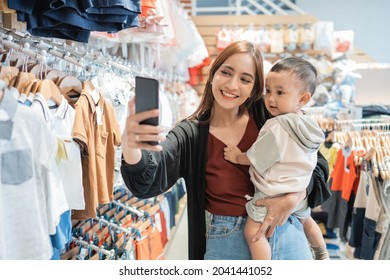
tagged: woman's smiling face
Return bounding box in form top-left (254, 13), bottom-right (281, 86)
top-left (211, 52), bottom-right (256, 112)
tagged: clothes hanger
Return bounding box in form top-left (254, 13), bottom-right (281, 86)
top-left (372, 148), bottom-right (379, 177)
top-left (57, 75), bottom-right (82, 98)
top-left (21, 78), bottom-right (38, 95)
top-left (385, 135), bottom-right (390, 157)
top-left (45, 69), bottom-right (65, 81)
top-left (76, 219), bottom-right (94, 235)
top-left (0, 49), bottom-right (19, 81)
top-left (114, 235), bottom-right (125, 255)
top-left (0, 65), bottom-right (19, 83)
top-left (114, 209), bottom-right (126, 221)
top-left (130, 198), bottom-right (147, 209)
top-left (9, 53), bottom-right (35, 93)
top-left (123, 196), bottom-right (139, 205)
top-left (82, 79), bottom-right (95, 93)
top-left (27, 63), bottom-right (52, 79)
top-left (71, 237), bottom-right (114, 260)
top-left (133, 218), bottom-right (151, 234)
top-left (81, 79), bottom-right (101, 104)
top-left (37, 79), bottom-right (63, 105)
top-left (97, 225), bottom-right (110, 244)
top-left (119, 214), bottom-right (133, 229)
top-left (13, 71), bottom-right (36, 93)
top-left (31, 79), bottom-right (42, 94)
top-left (139, 202), bottom-right (152, 211)
top-left (378, 147), bottom-right (389, 180)
top-left (104, 207), bottom-right (117, 220)
top-left (144, 204), bottom-right (160, 216)
top-left (97, 204), bottom-right (110, 216)
top-left (113, 189), bottom-right (126, 200)
top-left (84, 222), bottom-right (101, 241)
top-left (118, 193), bottom-right (132, 203)
top-left (60, 245), bottom-right (80, 260)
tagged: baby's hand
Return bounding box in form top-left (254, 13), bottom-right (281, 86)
top-left (223, 146), bottom-right (242, 164)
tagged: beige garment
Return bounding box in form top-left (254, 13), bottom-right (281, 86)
top-left (0, 0), bottom-right (14, 13)
top-left (72, 89), bottom-right (121, 220)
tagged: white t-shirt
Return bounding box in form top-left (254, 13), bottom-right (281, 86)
top-left (0, 89), bottom-right (54, 259)
top-left (31, 94), bottom-right (70, 231)
top-left (48, 96), bottom-right (84, 210)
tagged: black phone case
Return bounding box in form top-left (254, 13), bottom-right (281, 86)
top-left (135, 76), bottom-right (159, 145)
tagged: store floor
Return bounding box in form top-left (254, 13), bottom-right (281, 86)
top-left (164, 206), bottom-right (189, 260)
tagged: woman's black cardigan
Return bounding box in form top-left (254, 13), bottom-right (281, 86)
top-left (121, 98), bottom-right (330, 260)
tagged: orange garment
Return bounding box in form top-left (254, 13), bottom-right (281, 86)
top-left (319, 142), bottom-right (341, 178)
top-left (142, 0), bottom-right (157, 8)
top-left (188, 56), bottom-right (211, 86)
top-left (330, 147), bottom-right (361, 201)
top-left (140, 0), bottom-right (157, 17)
top-left (135, 226), bottom-right (165, 260)
top-left (154, 210), bottom-right (168, 248)
top-left (72, 89), bottom-right (121, 220)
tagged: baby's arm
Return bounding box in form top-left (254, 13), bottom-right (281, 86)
top-left (224, 146), bottom-right (251, 165)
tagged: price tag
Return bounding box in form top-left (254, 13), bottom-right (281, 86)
top-left (96, 106), bottom-right (103, 125)
top-left (154, 212), bottom-right (162, 233)
top-left (91, 89), bottom-right (100, 104)
top-left (79, 247), bottom-right (88, 259)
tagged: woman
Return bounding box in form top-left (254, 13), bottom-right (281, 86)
top-left (121, 41), bottom-right (329, 260)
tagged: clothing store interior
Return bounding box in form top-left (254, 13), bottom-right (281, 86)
top-left (1, 0), bottom-right (390, 261)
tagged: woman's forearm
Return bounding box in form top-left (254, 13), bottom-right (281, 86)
top-left (122, 147), bottom-right (142, 165)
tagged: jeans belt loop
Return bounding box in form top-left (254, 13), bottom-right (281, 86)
top-left (235, 216), bottom-right (243, 230)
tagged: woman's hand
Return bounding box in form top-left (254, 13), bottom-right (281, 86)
top-left (251, 191), bottom-right (306, 241)
top-left (121, 98), bottom-right (166, 164)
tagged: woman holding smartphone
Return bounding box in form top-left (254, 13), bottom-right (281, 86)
top-left (121, 41), bottom-right (329, 260)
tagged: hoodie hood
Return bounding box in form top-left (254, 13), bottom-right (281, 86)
top-left (276, 113), bottom-right (325, 153)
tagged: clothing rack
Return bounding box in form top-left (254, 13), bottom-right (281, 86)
top-left (71, 237), bottom-right (115, 259)
top-left (335, 118), bottom-right (386, 125)
top-left (107, 60), bottom-right (132, 73)
top-left (110, 200), bottom-right (145, 217)
top-left (0, 35), bottom-right (44, 62)
top-left (0, 26), bottom-right (84, 68)
top-left (42, 38), bottom-right (87, 59)
top-left (303, 106), bottom-right (327, 115)
top-left (375, 131), bottom-right (390, 136)
top-left (351, 122), bottom-right (390, 131)
top-left (334, 118), bottom-right (390, 131)
top-left (96, 216), bottom-right (133, 235)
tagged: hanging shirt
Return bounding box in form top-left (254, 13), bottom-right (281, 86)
top-left (0, 87), bottom-right (55, 259)
top-left (30, 93), bottom-right (71, 228)
top-left (71, 89), bottom-right (121, 220)
top-left (32, 94), bottom-right (84, 210)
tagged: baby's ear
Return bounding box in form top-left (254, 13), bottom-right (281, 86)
top-left (300, 92), bottom-right (312, 105)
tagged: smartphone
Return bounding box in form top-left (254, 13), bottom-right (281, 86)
top-left (135, 76), bottom-right (159, 145)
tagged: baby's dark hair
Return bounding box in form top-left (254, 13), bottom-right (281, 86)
top-left (270, 57), bottom-right (317, 95)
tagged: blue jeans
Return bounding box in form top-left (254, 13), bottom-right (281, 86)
top-left (204, 212), bottom-right (313, 260)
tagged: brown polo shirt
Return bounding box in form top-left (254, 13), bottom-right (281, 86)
top-left (72, 88), bottom-right (121, 220)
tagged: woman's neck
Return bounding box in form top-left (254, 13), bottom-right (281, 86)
top-left (210, 106), bottom-right (248, 127)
